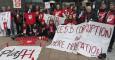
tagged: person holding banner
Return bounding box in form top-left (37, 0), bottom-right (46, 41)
top-left (68, 4), bottom-right (76, 16)
top-left (97, 1), bottom-right (108, 23)
top-left (24, 9), bottom-right (36, 36)
top-left (64, 14), bottom-right (77, 25)
top-left (53, 3), bottom-right (63, 17)
top-left (106, 2), bottom-right (115, 52)
top-left (24, 12), bottom-right (36, 36)
top-left (39, 20), bottom-right (48, 40)
top-left (78, 2), bottom-right (93, 23)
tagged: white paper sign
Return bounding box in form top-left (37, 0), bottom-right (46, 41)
top-left (44, 14), bottom-right (65, 26)
top-left (0, 12), bottom-right (11, 36)
top-left (0, 12), bottom-right (11, 30)
top-left (13, 0), bottom-right (21, 8)
top-left (0, 46), bottom-right (42, 60)
top-left (45, 2), bottom-right (51, 9)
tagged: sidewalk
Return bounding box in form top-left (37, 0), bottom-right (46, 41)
top-left (0, 37), bottom-right (114, 60)
top-left (107, 43), bottom-right (115, 60)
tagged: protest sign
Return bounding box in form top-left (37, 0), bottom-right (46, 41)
top-left (47, 23), bottom-right (86, 54)
top-left (47, 21), bottom-right (114, 57)
top-left (13, 0), bottom-right (21, 8)
top-left (45, 2), bottom-right (51, 9)
top-left (77, 21), bottom-right (114, 57)
top-left (0, 46), bottom-right (42, 60)
top-left (0, 12), bottom-right (11, 36)
top-left (44, 14), bottom-right (65, 26)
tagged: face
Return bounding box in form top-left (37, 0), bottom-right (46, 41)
top-left (29, 4), bottom-right (33, 9)
top-left (35, 5), bottom-right (40, 10)
top-left (56, 4), bottom-right (60, 9)
top-left (70, 5), bottom-right (74, 10)
top-left (69, 15), bottom-right (73, 19)
top-left (49, 20), bottom-right (54, 24)
top-left (86, 6), bottom-right (92, 13)
top-left (110, 4), bottom-right (115, 10)
top-left (100, 3), bottom-right (106, 9)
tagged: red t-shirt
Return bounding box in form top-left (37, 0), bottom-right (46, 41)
top-left (24, 12), bottom-right (36, 26)
top-left (106, 11), bottom-right (115, 25)
top-left (53, 9), bottom-right (63, 17)
top-left (98, 12), bottom-right (107, 23)
top-left (98, 10), bottom-right (107, 23)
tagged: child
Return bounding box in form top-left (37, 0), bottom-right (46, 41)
top-left (48, 20), bottom-right (56, 39)
top-left (39, 20), bottom-right (48, 40)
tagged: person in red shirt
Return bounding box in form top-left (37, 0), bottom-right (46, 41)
top-left (62, 6), bottom-right (70, 18)
top-left (24, 11), bottom-right (36, 36)
top-left (64, 14), bottom-right (77, 25)
top-left (35, 5), bottom-right (40, 17)
top-left (53, 4), bottom-right (63, 17)
top-left (107, 2), bottom-right (115, 52)
top-left (24, 12), bottom-right (36, 26)
top-left (48, 19), bottom-right (56, 39)
top-left (35, 5), bottom-right (40, 22)
top-left (98, 1), bottom-right (107, 23)
top-left (38, 12), bottom-right (44, 23)
top-left (79, 3), bottom-right (93, 23)
top-left (68, 4), bottom-right (75, 16)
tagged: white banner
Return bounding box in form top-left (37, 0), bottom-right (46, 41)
top-left (47, 23), bottom-right (86, 54)
top-left (44, 14), bottom-right (65, 26)
top-left (77, 21), bottom-right (114, 57)
top-left (47, 21), bottom-right (114, 57)
top-left (0, 46), bottom-right (42, 60)
top-left (13, 0), bottom-right (21, 8)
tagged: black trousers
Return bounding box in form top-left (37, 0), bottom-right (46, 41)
top-left (48, 32), bottom-right (55, 39)
top-left (16, 23), bottom-right (22, 34)
top-left (108, 27), bottom-right (115, 49)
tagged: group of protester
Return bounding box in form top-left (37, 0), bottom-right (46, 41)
top-left (0, 0), bottom-right (115, 52)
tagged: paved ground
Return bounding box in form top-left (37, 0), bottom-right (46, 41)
top-left (0, 37), bottom-right (114, 60)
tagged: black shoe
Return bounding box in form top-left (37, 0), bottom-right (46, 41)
top-left (108, 49), bottom-right (112, 52)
